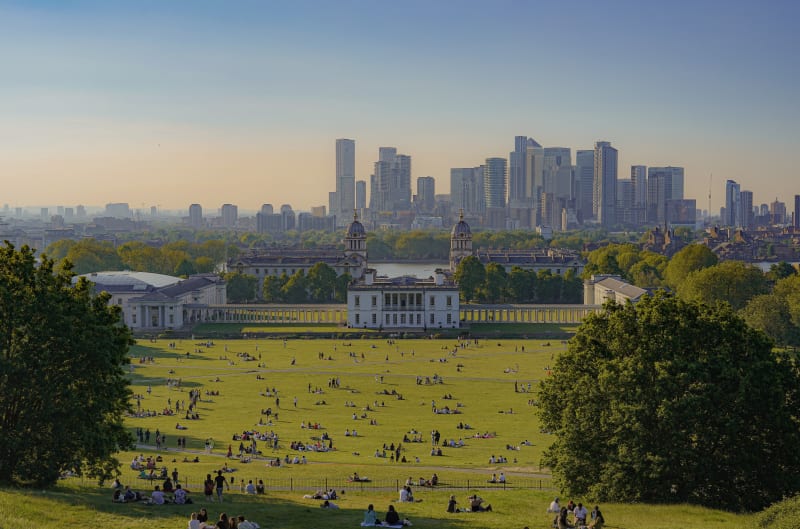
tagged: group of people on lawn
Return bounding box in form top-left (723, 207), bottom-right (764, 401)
top-left (548, 497), bottom-right (605, 529)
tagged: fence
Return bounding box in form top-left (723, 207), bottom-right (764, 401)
top-left (66, 474), bottom-right (554, 493)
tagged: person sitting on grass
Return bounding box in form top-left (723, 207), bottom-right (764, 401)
top-left (588, 506), bottom-right (605, 529)
top-left (468, 494), bottom-right (491, 512)
top-left (557, 507), bottom-right (573, 529)
top-left (321, 499), bottom-right (339, 509)
top-left (446, 495), bottom-right (458, 513)
top-left (384, 505), bottom-right (400, 526)
top-left (362, 504), bottom-right (378, 526)
top-left (173, 483), bottom-right (190, 504)
top-left (149, 485), bottom-right (166, 505)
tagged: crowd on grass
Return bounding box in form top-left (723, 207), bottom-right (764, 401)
top-left (547, 498), bottom-right (605, 529)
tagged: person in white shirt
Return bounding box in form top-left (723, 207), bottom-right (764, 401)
top-left (173, 484), bottom-right (187, 504)
top-left (236, 515), bottom-right (260, 529)
top-left (245, 480), bottom-right (256, 494)
top-left (574, 503), bottom-right (589, 526)
top-left (188, 512), bottom-right (201, 529)
top-left (150, 485), bottom-right (165, 505)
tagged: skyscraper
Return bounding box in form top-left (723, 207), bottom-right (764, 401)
top-left (739, 190), bottom-right (754, 229)
top-left (593, 141), bottom-right (618, 228)
top-left (483, 157), bottom-right (508, 210)
top-left (331, 139), bottom-right (355, 226)
top-left (450, 167), bottom-right (484, 215)
top-left (189, 203), bottom-right (203, 228)
top-left (630, 165), bottom-right (647, 208)
top-left (355, 180), bottom-right (367, 210)
top-left (416, 176), bottom-right (436, 214)
top-left (370, 147), bottom-right (411, 212)
top-left (647, 167), bottom-right (684, 224)
top-left (221, 203), bottom-right (238, 228)
top-left (508, 136), bottom-right (528, 206)
top-left (724, 180), bottom-right (741, 227)
top-left (795, 195), bottom-right (800, 228)
top-left (575, 150), bottom-right (594, 222)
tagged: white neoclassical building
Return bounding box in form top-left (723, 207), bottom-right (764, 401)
top-left (347, 269), bottom-right (460, 330)
top-left (583, 274), bottom-right (647, 305)
top-left (79, 271), bottom-right (226, 330)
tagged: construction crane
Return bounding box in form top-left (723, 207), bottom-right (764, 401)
top-left (708, 173), bottom-right (713, 223)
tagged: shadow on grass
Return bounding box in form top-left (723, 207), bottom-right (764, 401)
top-left (37, 485), bottom-right (482, 529)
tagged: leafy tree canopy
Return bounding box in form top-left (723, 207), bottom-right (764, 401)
top-left (539, 292), bottom-right (800, 511)
top-left (663, 244), bottom-right (718, 289)
top-left (224, 272), bottom-right (258, 303)
top-left (677, 260), bottom-right (769, 311)
top-left (0, 243), bottom-right (132, 486)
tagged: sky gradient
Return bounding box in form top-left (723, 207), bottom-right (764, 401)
top-left (1, 1), bottom-right (798, 214)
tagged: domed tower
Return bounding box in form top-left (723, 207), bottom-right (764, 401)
top-left (450, 210), bottom-right (473, 272)
top-left (344, 210), bottom-right (368, 278)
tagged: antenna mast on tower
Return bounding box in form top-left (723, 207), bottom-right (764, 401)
top-left (708, 173), bottom-right (713, 223)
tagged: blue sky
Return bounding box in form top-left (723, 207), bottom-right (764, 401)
top-left (0, 1), bottom-right (797, 213)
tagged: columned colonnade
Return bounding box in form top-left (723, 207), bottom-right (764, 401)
top-left (184, 304), bottom-right (601, 325)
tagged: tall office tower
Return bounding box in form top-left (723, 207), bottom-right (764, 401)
top-left (575, 150), bottom-right (594, 222)
top-left (416, 176), bottom-right (436, 214)
top-left (543, 147), bottom-right (573, 200)
top-left (450, 167), bottom-right (484, 215)
top-left (508, 136), bottom-right (528, 206)
top-left (524, 139), bottom-right (544, 202)
top-left (593, 141), bottom-right (618, 228)
top-left (332, 138), bottom-right (356, 226)
top-left (795, 195), bottom-right (800, 228)
top-left (76, 205), bottom-right (86, 218)
top-left (630, 165), bottom-right (647, 226)
top-left (630, 166), bottom-right (647, 208)
top-left (40, 208), bottom-right (49, 221)
top-left (189, 203), bottom-right (203, 228)
top-left (724, 180), bottom-right (741, 227)
top-left (483, 157), bottom-right (508, 210)
top-left (616, 179), bottom-right (635, 225)
top-left (260, 203), bottom-right (274, 216)
top-left (64, 207), bottom-right (74, 220)
top-left (771, 199), bottom-right (787, 225)
top-left (646, 167), bottom-right (682, 224)
top-left (221, 203), bottom-right (238, 228)
top-left (739, 190), bottom-right (754, 229)
top-left (371, 147), bottom-right (412, 212)
top-left (355, 180), bottom-right (367, 210)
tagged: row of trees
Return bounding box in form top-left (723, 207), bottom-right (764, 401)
top-left (225, 263), bottom-right (350, 304)
top-left (45, 238), bottom-right (238, 277)
top-left (453, 256), bottom-right (582, 304)
top-left (584, 242), bottom-right (800, 346)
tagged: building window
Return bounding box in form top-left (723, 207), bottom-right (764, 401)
top-left (354, 295), bottom-right (360, 307)
top-left (118, 298), bottom-right (123, 305)
top-left (255, 268), bottom-right (260, 274)
top-left (400, 314), bottom-right (406, 324)
top-left (372, 296), bottom-right (377, 307)
top-left (430, 313), bottom-right (435, 324)
top-left (132, 313), bottom-right (137, 324)
top-left (169, 314), bottom-right (174, 324)
top-left (416, 314), bottom-right (421, 325)
top-left (447, 314), bottom-right (452, 324)
top-left (386, 314), bottom-right (390, 324)
top-left (393, 314), bottom-right (397, 325)
top-left (385, 294), bottom-right (391, 306)
top-left (430, 296), bottom-right (435, 306)
top-left (355, 314), bottom-right (360, 324)
top-left (372, 314), bottom-right (377, 325)
top-left (446, 296), bottom-right (452, 307)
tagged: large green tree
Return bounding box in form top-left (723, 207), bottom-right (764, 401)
top-left (663, 244), bottom-right (718, 289)
top-left (306, 263), bottom-right (337, 303)
top-left (538, 292), bottom-right (800, 511)
top-left (0, 244), bottom-right (133, 486)
top-left (453, 256), bottom-right (485, 302)
top-left (677, 260), bottom-right (769, 311)
top-left (224, 272), bottom-right (258, 303)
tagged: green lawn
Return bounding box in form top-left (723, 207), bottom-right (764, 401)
top-left (0, 337), bottom-right (766, 528)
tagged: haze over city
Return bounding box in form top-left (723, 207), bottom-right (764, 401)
top-left (1, 0), bottom-right (798, 212)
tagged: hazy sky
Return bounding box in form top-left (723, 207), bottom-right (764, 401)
top-left (1, 1), bottom-right (798, 214)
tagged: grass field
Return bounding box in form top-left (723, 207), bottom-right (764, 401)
top-left (0, 336), bottom-right (760, 528)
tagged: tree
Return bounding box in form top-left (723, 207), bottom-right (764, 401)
top-left (306, 263), bottom-right (337, 303)
top-left (741, 293), bottom-right (797, 347)
top-left (482, 262), bottom-right (508, 303)
top-left (282, 270), bottom-right (308, 303)
top-left (0, 243), bottom-right (132, 486)
top-left (538, 293), bottom-right (800, 511)
top-left (62, 239), bottom-right (124, 275)
top-left (224, 272), bottom-right (258, 303)
top-left (453, 256), bottom-right (485, 302)
top-left (262, 274), bottom-right (287, 303)
top-left (677, 260), bottom-right (769, 311)
top-left (767, 261), bottom-right (798, 282)
top-left (663, 244), bottom-right (718, 289)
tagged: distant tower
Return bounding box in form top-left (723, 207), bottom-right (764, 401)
top-left (449, 210), bottom-right (473, 272)
top-left (189, 203), bottom-right (203, 228)
top-left (593, 141), bottom-right (618, 228)
top-left (344, 211), bottom-right (368, 279)
top-left (483, 157), bottom-right (507, 209)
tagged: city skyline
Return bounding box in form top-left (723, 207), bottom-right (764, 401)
top-left (1, 1), bottom-right (798, 212)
